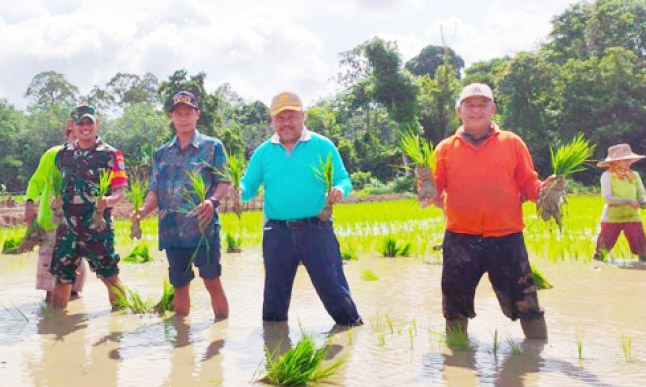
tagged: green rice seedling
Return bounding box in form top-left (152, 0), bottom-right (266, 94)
top-left (507, 338), bottom-right (522, 355)
top-left (347, 328), bottom-right (353, 346)
top-left (219, 152), bottom-right (246, 220)
top-left (123, 240), bottom-right (152, 263)
top-left (126, 177), bottom-right (147, 240)
top-left (380, 236), bottom-right (412, 257)
top-left (114, 286), bottom-right (153, 314)
top-left (537, 134), bottom-right (595, 229)
top-left (576, 331), bottom-right (584, 360)
top-left (183, 169), bottom-right (210, 268)
top-left (2, 236), bottom-right (22, 254)
top-left (446, 325), bottom-right (469, 351)
top-left (340, 242), bottom-right (358, 261)
top-left (16, 220), bottom-right (47, 253)
top-left (155, 279), bottom-right (174, 315)
top-left (385, 314), bottom-right (394, 334)
top-left (378, 332), bottom-right (386, 346)
top-left (492, 329), bottom-right (500, 357)
top-left (410, 316), bottom-right (417, 335)
top-left (399, 129), bottom-right (437, 205)
top-left (1, 304), bottom-right (28, 322)
top-left (312, 153), bottom-right (334, 221)
top-left (91, 170), bottom-right (113, 231)
top-left (409, 327), bottom-right (414, 350)
top-left (261, 334), bottom-right (346, 386)
top-left (361, 269), bottom-right (379, 281)
top-left (530, 263), bottom-right (553, 290)
top-left (226, 232), bottom-right (242, 253)
top-left (621, 335), bottom-right (633, 362)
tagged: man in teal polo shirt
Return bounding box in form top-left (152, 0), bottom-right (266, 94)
top-left (240, 91), bottom-right (362, 326)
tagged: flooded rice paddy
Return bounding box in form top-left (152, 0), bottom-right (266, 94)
top-left (1, 198), bottom-right (646, 386)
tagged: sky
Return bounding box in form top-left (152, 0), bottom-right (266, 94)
top-left (0, 0), bottom-right (579, 110)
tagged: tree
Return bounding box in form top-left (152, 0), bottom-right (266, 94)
top-left (24, 71), bottom-right (78, 109)
top-left (405, 45), bottom-right (464, 78)
top-left (106, 72), bottom-right (159, 106)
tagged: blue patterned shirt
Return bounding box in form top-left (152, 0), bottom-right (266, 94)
top-left (148, 131), bottom-right (227, 249)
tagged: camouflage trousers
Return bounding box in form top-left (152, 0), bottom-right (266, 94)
top-left (441, 230), bottom-right (543, 321)
top-left (50, 223), bottom-right (120, 284)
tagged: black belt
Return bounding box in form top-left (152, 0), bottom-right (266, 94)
top-left (266, 217), bottom-right (326, 228)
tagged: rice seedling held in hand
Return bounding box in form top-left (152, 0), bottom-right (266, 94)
top-left (16, 220), bottom-right (48, 253)
top-left (226, 232), bottom-right (242, 253)
top-left (155, 279), bottom-right (174, 315)
top-left (537, 134), bottom-right (595, 229)
top-left (123, 240), bottom-right (152, 263)
top-left (399, 129), bottom-right (437, 207)
top-left (312, 153), bottom-right (335, 221)
top-left (183, 169), bottom-right (211, 269)
top-left (530, 263), bottom-right (553, 290)
top-left (126, 176), bottom-right (147, 240)
top-left (219, 152), bottom-right (246, 220)
top-left (2, 236), bottom-right (23, 254)
top-left (261, 334), bottom-right (346, 386)
top-left (92, 170), bottom-right (113, 232)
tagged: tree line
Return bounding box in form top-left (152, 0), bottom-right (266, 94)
top-left (1, 0), bottom-right (645, 193)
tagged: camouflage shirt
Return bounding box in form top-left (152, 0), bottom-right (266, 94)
top-left (56, 137), bottom-right (127, 234)
top-left (149, 131), bottom-right (226, 249)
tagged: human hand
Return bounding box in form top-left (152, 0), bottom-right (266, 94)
top-left (96, 196), bottom-right (109, 210)
top-left (629, 200), bottom-right (641, 209)
top-left (50, 197), bottom-right (62, 210)
top-left (197, 200), bottom-right (215, 229)
top-left (327, 187), bottom-right (344, 204)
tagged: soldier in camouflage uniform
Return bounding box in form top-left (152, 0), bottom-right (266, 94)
top-left (50, 105), bottom-right (128, 310)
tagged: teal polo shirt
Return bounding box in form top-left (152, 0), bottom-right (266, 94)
top-left (241, 129), bottom-right (352, 220)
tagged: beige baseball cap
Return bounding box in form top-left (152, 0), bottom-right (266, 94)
top-left (270, 91), bottom-right (303, 116)
top-left (458, 83), bottom-right (494, 105)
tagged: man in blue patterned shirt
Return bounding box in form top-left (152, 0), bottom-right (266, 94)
top-left (137, 91), bottom-right (230, 320)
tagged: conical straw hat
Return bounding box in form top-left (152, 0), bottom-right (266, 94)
top-left (597, 143), bottom-right (645, 167)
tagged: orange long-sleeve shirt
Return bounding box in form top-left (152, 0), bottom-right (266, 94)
top-left (434, 124), bottom-right (543, 236)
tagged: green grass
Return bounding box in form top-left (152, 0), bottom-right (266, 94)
top-left (492, 329), bottom-right (500, 357)
top-left (261, 334), bottom-right (345, 386)
top-left (507, 338), bottom-right (522, 355)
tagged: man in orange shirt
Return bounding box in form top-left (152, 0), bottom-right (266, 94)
top-left (433, 83), bottom-right (558, 339)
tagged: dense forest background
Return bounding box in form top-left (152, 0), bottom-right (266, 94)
top-left (1, 0), bottom-right (646, 193)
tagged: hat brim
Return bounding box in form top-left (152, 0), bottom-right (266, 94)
top-left (169, 102), bottom-right (199, 112)
top-left (74, 113), bottom-right (97, 124)
top-left (271, 105), bottom-right (302, 117)
top-left (597, 155), bottom-right (646, 167)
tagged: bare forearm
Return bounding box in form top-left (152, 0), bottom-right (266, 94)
top-left (105, 186), bottom-right (125, 208)
top-left (209, 182), bottom-right (231, 203)
top-left (139, 191), bottom-right (158, 217)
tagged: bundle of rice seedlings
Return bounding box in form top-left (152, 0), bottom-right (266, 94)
top-left (123, 240), bottom-right (152, 263)
top-left (312, 153), bottom-right (334, 221)
top-left (2, 236), bottom-right (23, 254)
top-left (225, 232), bottom-right (242, 253)
top-left (537, 134), bottom-right (595, 229)
top-left (183, 169), bottom-right (210, 268)
top-left (220, 152), bottom-right (246, 220)
top-left (126, 177), bottom-right (147, 240)
top-left (380, 236), bottom-right (412, 257)
top-left (261, 334), bottom-right (346, 386)
top-left (92, 170), bottom-right (113, 231)
top-left (50, 169), bottom-right (64, 225)
top-left (340, 242), bottom-right (358, 261)
top-left (399, 130), bottom-right (437, 206)
top-left (154, 279), bottom-right (174, 315)
top-left (530, 263), bottom-right (553, 290)
top-left (445, 324), bottom-right (470, 351)
top-left (113, 286), bottom-right (153, 314)
top-left (16, 220), bottom-right (48, 253)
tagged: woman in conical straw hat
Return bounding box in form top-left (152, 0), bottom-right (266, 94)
top-left (594, 143), bottom-right (646, 262)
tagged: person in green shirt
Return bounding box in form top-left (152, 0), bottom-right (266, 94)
top-left (594, 143), bottom-right (646, 262)
top-left (24, 119), bottom-right (87, 302)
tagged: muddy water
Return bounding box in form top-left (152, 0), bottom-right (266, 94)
top-left (1, 248), bottom-right (646, 386)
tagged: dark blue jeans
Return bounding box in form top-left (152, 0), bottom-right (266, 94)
top-left (262, 218), bottom-right (362, 326)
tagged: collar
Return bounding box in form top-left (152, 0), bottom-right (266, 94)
top-left (169, 130), bottom-right (201, 149)
top-left (457, 123), bottom-right (500, 146)
top-left (270, 127), bottom-right (312, 144)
